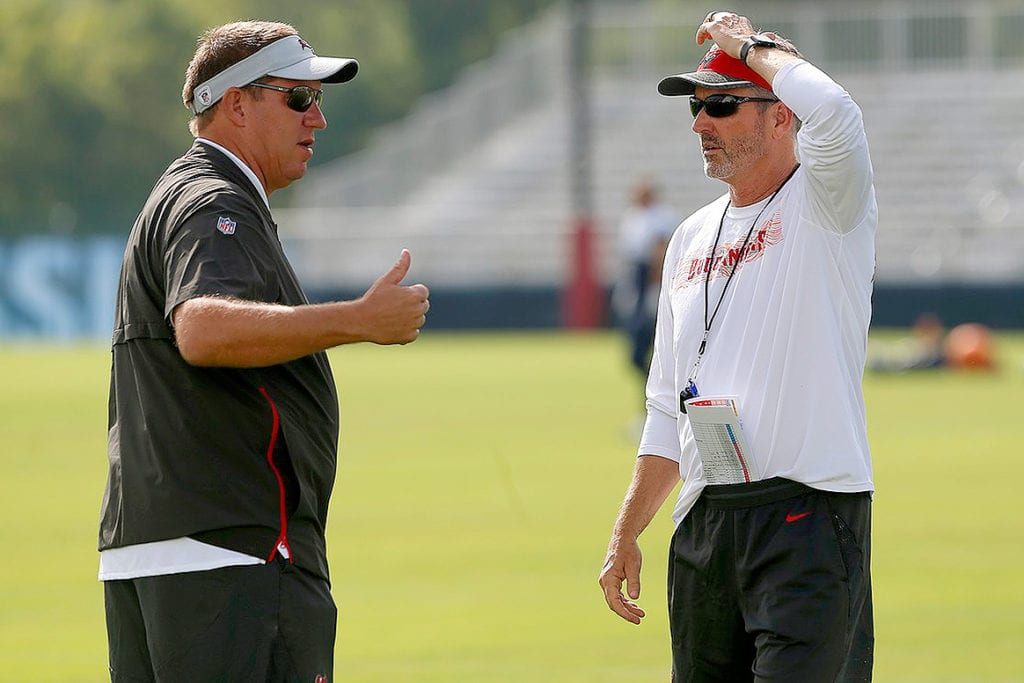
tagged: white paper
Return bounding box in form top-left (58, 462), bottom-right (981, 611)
top-left (684, 395), bottom-right (755, 484)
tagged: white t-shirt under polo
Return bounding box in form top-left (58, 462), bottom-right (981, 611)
top-left (639, 59), bottom-right (877, 526)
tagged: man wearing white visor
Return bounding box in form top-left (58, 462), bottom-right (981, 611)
top-left (98, 21), bottom-right (430, 682)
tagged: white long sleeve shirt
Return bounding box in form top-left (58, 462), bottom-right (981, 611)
top-left (639, 59), bottom-right (877, 526)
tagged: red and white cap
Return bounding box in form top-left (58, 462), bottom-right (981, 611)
top-left (658, 45), bottom-right (772, 96)
top-left (189, 35), bottom-right (358, 114)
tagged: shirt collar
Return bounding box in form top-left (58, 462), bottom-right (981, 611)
top-left (196, 138), bottom-right (270, 210)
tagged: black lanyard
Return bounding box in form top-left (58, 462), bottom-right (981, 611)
top-left (687, 165), bottom-right (800, 387)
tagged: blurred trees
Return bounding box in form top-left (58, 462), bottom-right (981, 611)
top-left (0, 0), bottom-right (555, 237)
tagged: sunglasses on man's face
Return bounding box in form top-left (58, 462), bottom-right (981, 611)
top-left (248, 83), bottom-right (324, 113)
top-left (689, 94), bottom-right (778, 118)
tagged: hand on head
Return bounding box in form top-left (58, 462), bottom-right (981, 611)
top-left (696, 11), bottom-right (756, 57)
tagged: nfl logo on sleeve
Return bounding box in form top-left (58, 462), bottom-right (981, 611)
top-left (216, 216), bottom-right (237, 235)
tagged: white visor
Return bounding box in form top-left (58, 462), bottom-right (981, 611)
top-left (189, 35), bottom-right (358, 114)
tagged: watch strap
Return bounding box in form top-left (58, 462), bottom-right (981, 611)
top-left (740, 35), bottom-right (776, 65)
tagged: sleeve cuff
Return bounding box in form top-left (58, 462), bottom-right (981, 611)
top-left (637, 412), bottom-right (681, 462)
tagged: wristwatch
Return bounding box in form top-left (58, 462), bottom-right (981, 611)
top-left (740, 34), bottom-right (778, 65)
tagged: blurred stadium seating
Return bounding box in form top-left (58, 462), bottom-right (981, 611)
top-left (280, 0), bottom-right (1024, 304)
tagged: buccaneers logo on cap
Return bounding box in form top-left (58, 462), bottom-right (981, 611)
top-left (697, 47), bottom-right (721, 71)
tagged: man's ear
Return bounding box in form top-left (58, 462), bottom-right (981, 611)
top-left (219, 87), bottom-right (249, 127)
top-left (772, 103), bottom-right (794, 140)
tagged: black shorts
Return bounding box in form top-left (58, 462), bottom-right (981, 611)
top-left (104, 556), bottom-right (336, 682)
top-left (668, 478), bottom-right (873, 683)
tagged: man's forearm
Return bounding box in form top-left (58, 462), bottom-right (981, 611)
top-left (599, 453), bottom-right (681, 623)
top-left (172, 296), bottom-right (377, 368)
top-left (609, 454), bottom-right (681, 546)
top-left (172, 251), bottom-right (429, 368)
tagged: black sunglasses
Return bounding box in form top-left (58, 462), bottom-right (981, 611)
top-left (689, 94), bottom-right (778, 118)
top-left (248, 83), bottom-right (324, 113)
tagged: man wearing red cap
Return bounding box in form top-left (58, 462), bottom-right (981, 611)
top-left (600, 11), bottom-right (875, 682)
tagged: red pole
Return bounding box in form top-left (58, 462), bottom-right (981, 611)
top-left (562, 215), bottom-right (604, 328)
top-left (562, 0), bottom-right (602, 329)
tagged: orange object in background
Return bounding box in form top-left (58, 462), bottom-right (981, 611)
top-left (944, 323), bottom-right (996, 369)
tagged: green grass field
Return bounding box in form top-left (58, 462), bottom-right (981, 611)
top-left (2, 330), bottom-right (1023, 682)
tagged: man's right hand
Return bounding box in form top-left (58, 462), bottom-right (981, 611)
top-left (359, 249), bottom-right (430, 345)
top-left (599, 538), bottom-right (647, 624)
top-left (597, 455), bottom-right (680, 625)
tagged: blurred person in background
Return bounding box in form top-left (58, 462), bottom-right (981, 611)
top-left (869, 313), bottom-right (998, 372)
top-left (97, 21), bottom-right (429, 682)
top-left (599, 10), bottom-right (876, 682)
top-left (868, 312), bottom-right (946, 372)
top-left (613, 178), bottom-right (678, 393)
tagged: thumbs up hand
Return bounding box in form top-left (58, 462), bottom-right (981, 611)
top-left (358, 249), bottom-right (430, 344)
top-left (377, 248), bottom-right (413, 286)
